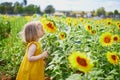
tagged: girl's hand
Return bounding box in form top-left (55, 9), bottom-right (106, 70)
top-left (41, 51), bottom-right (48, 58)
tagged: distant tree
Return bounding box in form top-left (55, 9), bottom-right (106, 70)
top-left (24, 4), bottom-right (41, 14)
top-left (91, 10), bottom-right (96, 17)
top-left (0, 2), bottom-right (13, 14)
top-left (0, 5), bottom-right (4, 13)
top-left (114, 9), bottom-right (119, 15)
top-left (114, 9), bottom-right (119, 18)
top-left (81, 11), bottom-right (85, 17)
top-left (44, 5), bottom-right (55, 14)
top-left (34, 6), bottom-right (41, 14)
top-left (14, 2), bottom-right (23, 14)
top-left (107, 11), bottom-right (113, 18)
top-left (23, 0), bottom-right (27, 6)
top-left (96, 7), bottom-right (106, 17)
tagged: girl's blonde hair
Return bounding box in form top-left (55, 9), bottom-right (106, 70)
top-left (22, 21), bottom-right (42, 43)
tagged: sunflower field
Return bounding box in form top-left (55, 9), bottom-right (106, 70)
top-left (0, 14), bottom-right (120, 80)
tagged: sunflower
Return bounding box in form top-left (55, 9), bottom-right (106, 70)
top-left (106, 52), bottom-right (119, 64)
top-left (116, 24), bottom-right (120, 30)
top-left (68, 52), bottom-right (94, 73)
top-left (80, 18), bottom-right (84, 23)
top-left (99, 32), bottom-right (113, 46)
top-left (106, 19), bottom-right (112, 25)
top-left (90, 30), bottom-right (96, 34)
top-left (84, 24), bottom-right (92, 33)
top-left (59, 32), bottom-right (66, 40)
top-left (116, 22), bottom-right (120, 26)
top-left (107, 21), bottom-right (111, 25)
top-left (66, 17), bottom-right (72, 26)
top-left (73, 19), bottom-right (78, 26)
top-left (112, 35), bottom-right (120, 42)
top-left (43, 21), bottom-right (57, 33)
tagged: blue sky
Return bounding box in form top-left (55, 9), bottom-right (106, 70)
top-left (0, 0), bottom-right (120, 12)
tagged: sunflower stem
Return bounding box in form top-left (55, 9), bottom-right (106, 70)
top-left (84, 72), bottom-right (88, 80)
top-left (118, 60), bottom-right (120, 78)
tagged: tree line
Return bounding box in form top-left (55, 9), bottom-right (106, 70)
top-left (0, 2), bottom-right (55, 15)
top-left (0, 1), bottom-right (120, 18)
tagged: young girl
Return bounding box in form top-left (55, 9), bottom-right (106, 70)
top-left (16, 21), bottom-right (48, 80)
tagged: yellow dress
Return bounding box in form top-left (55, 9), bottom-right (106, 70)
top-left (16, 41), bottom-right (45, 80)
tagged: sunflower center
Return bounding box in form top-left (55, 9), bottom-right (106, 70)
top-left (111, 55), bottom-right (116, 60)
top-left (119, 25), bottom-right (120, 28)
top-left (114, 37), bottom-right (118, 41)
top-left (76, 57), bottom-right (87, 67)
top-left (91, 30), bottom-right (95, 34)
top-left (47, 22), bottom-right (54, 29)
top-left (61, 34), bottom-right (65, 38)
top-left (88, 25), bottom-right (91, 30)
top-left (108, 22), bottom-right (111, 25)
top-left (104, 36), bottom-right (111, 43)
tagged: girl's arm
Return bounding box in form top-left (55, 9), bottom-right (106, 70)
top-left (28, 44), bottom-right (48, 62)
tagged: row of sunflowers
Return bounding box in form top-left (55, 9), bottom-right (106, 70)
top-left (40, 15), bottom-right (120, 80)
top-left (0, 14), bottom-right (120, 80)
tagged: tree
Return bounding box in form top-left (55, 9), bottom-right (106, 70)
top-left (24, 4), bottom-right (41, 14)
top-left (107, 11), bottom-right (113, 18)
top-left (96, 7), bottom-right (106, 17)
top-left (14, 2), bottom-right (23, 14)
top-left (44, 5), bottom-right (55, 14)
top-left (23, 0), bottom-right (27, 6)
top-left (91, 10), bottom-right (96, 17)
top-left (114, 9), bottom-right (119, 15)
top-left (0, 2), bottom-right (13, 14)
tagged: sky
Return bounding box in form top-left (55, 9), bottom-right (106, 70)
top-left (0, 0), bottom-right (120, 12)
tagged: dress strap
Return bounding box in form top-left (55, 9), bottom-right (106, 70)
top-left (27, 41), bottom-right (39, 49)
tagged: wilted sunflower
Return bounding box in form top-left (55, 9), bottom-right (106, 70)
top-left (68, 52), bottom-right (94, 73)
top-left (59, 32), bottom-right (67, 40)
top-left (43, 21), bottom-right (57, 33)
top-left (106, 52), bottom-right (119, 64)
top-left (112, 35), bottom-right (120, 42)
top-left (99, 32), bottom-right (113, 46)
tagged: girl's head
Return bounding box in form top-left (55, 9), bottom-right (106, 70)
top-left (23, 21), bottom-right (44, 43)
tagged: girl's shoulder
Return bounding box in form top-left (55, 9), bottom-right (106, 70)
top-left (27, 41), bottom-right (41, 48)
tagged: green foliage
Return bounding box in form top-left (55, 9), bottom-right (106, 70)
top-left (0, 16), bottom-right (11, 40)
top-left (0, 16), bottom-right (27, 78)
top-left (66, 74), bottom-right (82, 80)
top-left (0, 15), bottom-right (120, 80)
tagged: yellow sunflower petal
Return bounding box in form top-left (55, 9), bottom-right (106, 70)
top-left (68, 52), bottom-right (94, 73)
top-left (106, 52), bottom-right (119, 64)
top-left (59, 32), bottom-right (67, 40)
top-left (43, 21), bottom-right (57, 33)
top-left (99, 32), bottom-right (113, 46)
